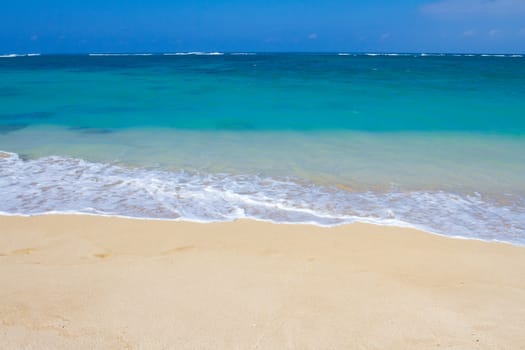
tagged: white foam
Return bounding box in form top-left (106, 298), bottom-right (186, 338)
top-left (165, 52), bottom-right (224, 56)
top-left (89, 53), bottom-right (125, 56)
top-left (89, 53), bottom-right (153, 56)
top-left (1, 151), bottom-right (524, 245)
top-left (363, 53), bottom-right (412, 57)
top-left (0, 54), bottom-right (25, 58)
top-left (1, 53), bottom-right (42, 57)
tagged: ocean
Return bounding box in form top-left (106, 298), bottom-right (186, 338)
top-left (1, 53), bottom-right (524, 244)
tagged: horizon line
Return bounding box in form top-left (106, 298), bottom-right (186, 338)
top-left (2, 51), bottom-right (525, 56)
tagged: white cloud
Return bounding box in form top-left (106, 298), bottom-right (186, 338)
top-left (519, 28), bottom-right (525, 36)
top-left (380, 32), bottom-right (391, 40)
top-left (30, 35), bottom-right (38, 41)
top-left (308, 33), bottom-right (318, 40)
top-left (421, 0), bottom-right (525, 17)
top-left (462, 29), bottom-right (477, 37)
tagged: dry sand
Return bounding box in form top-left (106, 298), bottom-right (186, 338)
top-left (1, 215), bottom-right (524, 349)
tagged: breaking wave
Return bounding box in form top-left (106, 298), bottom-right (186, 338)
top-left (1, 151), bottom-right (524, 245)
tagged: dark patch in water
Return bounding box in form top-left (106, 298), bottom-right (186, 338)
top-left (26, 80), bottom-right (52, 85)
top-left (0, 87), bottom-right (23, 97)
top-left (0, 111), bottom-right (54, 120)
top-left (68, 126), bottom-right (114, 134)
top-left (0, 123), bottom-right (28, 134)
top-left (186, 87), bottom-right (215, 95)
top-left (18, 153), bottom-right (31, 161)
top-left (149, 85), bottom-right (169, 91)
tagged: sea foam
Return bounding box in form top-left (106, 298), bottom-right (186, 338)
top-left (0, 53), bottom-right (40, 58)
top-left (1, 151), bottom-right (523, 245)
top-left (164, 52), bottom-right (224, 56)
top-left (88, 53), bottom-right (153, 56)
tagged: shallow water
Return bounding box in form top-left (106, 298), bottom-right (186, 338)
top-left (1, 53), bottom-right (524, 244)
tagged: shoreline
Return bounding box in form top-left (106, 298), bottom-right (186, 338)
top-left (1, 212), bottom-right (521, 247)
top-left (2, 149), bottom-right (525, 246)
top-left (1, 214), bottom-right (525, 349)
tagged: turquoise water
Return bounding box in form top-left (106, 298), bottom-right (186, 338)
top-left (1, 53), bottom-right (524, 243)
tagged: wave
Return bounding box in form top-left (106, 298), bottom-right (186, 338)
top-left (1, 151), bottom-right (524, 245)
top-left (88, 53), bottom-right (153, 57)
top-left (0, 53), bottom-right (40, 58)
top-left (481, 54), bottom-right (509, 57)
top-left (163, 52), bottom-right (224, 56)
top-left (364, 53), bottom-right (416, 57)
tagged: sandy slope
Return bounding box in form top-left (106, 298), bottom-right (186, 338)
top-left (1, 215), bottom-right (524, 349)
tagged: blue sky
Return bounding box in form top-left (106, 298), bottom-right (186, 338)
top-left (1, 0), bottom-right (524, 53)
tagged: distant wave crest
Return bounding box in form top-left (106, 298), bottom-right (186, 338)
top-left (0, 53), bottom-right (40, 58)
top-left (88, 53), bottom-right (153, 57)
top-left (163, 52), bottom-right (224, 56)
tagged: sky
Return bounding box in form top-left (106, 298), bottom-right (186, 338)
top-left (1, 0), bottom-right (524, 53)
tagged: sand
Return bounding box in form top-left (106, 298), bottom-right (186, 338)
top-left (1, 215), bottom-right (524, 349)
